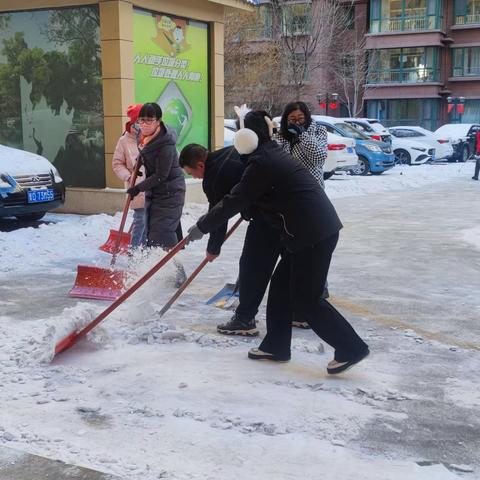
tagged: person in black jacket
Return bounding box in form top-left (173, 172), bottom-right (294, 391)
top-left (127, 103), bottom-right (186, 249)
top-left (179, 143), bottom-right (281, 336)
top-left (186, 110), bottom-right (369, 375)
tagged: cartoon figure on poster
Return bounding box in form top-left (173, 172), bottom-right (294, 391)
top-left (153, 15), bottom-right (191, 57)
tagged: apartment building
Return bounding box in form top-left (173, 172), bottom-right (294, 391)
top-left (365, 0), bottom-right (480, 129)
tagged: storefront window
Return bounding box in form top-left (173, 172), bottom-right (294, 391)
top-left (133, 9), bottom-right (209, 151)
top-left (452, 47), bottom-right (480, 76)
top-left (367, 98), bottom-right (441, 130)
top-left (0, 7), bottom-right (105, 188)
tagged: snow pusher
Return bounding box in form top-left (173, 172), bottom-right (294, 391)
top-left (69, 158), bottom-right (142, 301)
top-left (206, 282), bottom-right (239, 310)
top-left (158, 218), bottom-right (242, 318)
top-left (57, 236), bottom-right (189, 356)
top-left (99, 223), bottom-right (133, 255)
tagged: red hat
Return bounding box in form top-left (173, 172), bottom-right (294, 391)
top-left (125, 104), bottom-right (143, 132)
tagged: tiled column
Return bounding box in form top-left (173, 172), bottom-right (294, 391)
top-left (99, 0), bottom-right (135, 188)
top-left (211, 21), bottom-right (225, 150)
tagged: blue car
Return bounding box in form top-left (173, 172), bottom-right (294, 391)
top-left (313, 116), bottom-right (395, 175)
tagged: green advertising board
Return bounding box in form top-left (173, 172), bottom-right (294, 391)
top-left (133, 9), bottom-right (209, 150)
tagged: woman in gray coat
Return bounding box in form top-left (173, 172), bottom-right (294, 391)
top-left (127, 102), bottom-right (186, 250)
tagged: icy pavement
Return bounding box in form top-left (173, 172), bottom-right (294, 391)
top-left (0, 163), bottom-right (479, 479)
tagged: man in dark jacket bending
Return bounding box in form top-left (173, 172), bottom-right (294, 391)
top-left (186, 111), bottom-right (369, 375)
top-left (179, 144), bottom-right (281, 336)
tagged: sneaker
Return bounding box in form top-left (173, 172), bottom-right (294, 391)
top-left (248, 348), bottom-right (290, 362)
top-left (217, 314), bottom-right (259, 336)
top-left (473, 176), bottom-right (479, 180)
top-left (327, 348), bottom-right (370, 375)
top-left (292, 320), bottom-right (311, 329)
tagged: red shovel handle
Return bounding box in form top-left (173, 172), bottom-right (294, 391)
top-left (55, 236), bottom-right (188, 356)
top-left (110, 155), bottom-right (143, 266)
top-left (158, 217), bottom-right (243, 317)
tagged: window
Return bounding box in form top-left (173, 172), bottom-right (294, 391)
top-left (367, 99), bottom-right (441, 131)
top-left (0, 7), bottom-right (104, 188)
top-left (368, 47), bottom-right (440, 83)
top-left (389, 128), bottom-right (424, 137)
top-left (282, 3), bottom-right (312, 35)
top-left (454, 0), bottom-right (480, 25)
top-left (452, 47), bottom-right (480, 77)
top-left (370, 0), bottom-right (442, 32)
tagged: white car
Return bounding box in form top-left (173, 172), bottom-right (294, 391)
top-left (342, 118), bottom-right (392, 145)
top-left (435, 123), bottom-right (480, 162)
top-left (387, 135), bottom-right (434, 165)
top-left (223, 127), bottom-right (236, 147)
top-left (272, 116), bottom-right (358, 179)
top-left (0, 144), bottom-right (65, 221)
top-left (388, 126), bottom-right (453, 161)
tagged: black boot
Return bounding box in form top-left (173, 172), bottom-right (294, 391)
top-left (217, 314), bottom-right (258, 336)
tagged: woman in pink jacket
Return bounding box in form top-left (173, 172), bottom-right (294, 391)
top-left (112, 104), bottom-right (147, 248)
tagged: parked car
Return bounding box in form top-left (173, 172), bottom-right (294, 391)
top-left (435, 123), bottom-right (480, 162)
top-left (342, 118), bottom-right (392, 145)
top-left (272, 116), bottom-right (358, 180)
top-left (385, 130), bottom-right (434, 165)
top-left (0, 144), bottom-right (65, 221)
top-left (224, 127), bottom-right (236, 147)
top-left (312, 116), bottom-right (395, 175)
top-left (387, 126), bottom-right (453, 161)
top-left (224, 119), bottom-right (238, 132)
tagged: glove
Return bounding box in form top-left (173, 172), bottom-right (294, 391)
top-left (287, 123), bottom-right (305, 137)
top-left (127, 185), bottom-right (141, 198)
top-left (185, 224), bottom-right (205, 245)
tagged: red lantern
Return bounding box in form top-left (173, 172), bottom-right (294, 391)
top-left (329, 102), bottom-right (338, 110)
top-left (456, 103), bottom-right (465, 115)
top-left (319, 102), bottom-right (327, 109)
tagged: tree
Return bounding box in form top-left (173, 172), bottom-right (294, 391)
top-left (224, 7), bottom-right (285, 116)
top-left (269, 0), bottom-right (355, 99)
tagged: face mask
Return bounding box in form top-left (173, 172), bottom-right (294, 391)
top-left (139, 122), bottom-right (158, 136)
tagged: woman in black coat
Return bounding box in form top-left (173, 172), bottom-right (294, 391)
top-left (127, 103), bottom-right (186, 250)
top-left (186, 111), bottom-right (369, 375)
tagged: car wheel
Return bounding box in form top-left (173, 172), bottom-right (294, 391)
top-left (461, 145), bottom-right (469, 163)
top-left (15, 212), bottom-right (46, 222)
top-left (394, 149), bottom-right (411, 165)
top-left (323, 171), bottom-right (335, 180)
top-left (350, 156), bottom-right (370, 176)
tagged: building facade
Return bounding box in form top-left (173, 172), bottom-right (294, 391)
top-left (365, 0), bottom-right (480, 129)
top-left (0, 0), bottom-right (252, 214)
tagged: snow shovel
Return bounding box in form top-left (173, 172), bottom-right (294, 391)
top-left (99, 223), bottom-right (133, 255)
top-left (56, 236), bottom-right (189, 357)
top-left (206, 281), bottom-right (239, 310)
top-left (69, 158), bottom-right (142, 301)
top-left (158, 218), bottom-right (242, 318)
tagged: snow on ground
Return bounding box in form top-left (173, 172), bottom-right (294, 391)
top-left (0, 163), bottom-right (478, 479)
top-left (462, 226), bottom-right (480, 251)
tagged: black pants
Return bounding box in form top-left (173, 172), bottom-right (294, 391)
top-left (259, 233), bottom-right (368, 360)
top-left (474, 156), bottom-right (480, 179)
top-left (235, 216), bottom-right (282, 319)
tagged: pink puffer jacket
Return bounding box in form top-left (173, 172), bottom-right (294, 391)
top-left (112, 131), bottom-right (145, 210)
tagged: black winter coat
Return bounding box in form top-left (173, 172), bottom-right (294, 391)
top-left (197, 140), bottom-right (343, 252)
top-left (202, 146), bottom-right (245, 255)
top-left (136, 124), bottom-right (186, 199)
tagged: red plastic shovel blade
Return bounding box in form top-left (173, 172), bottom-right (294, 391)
top-left (55, 331), bottom-right (79, 355)
top-left (69, 265), bottom-right (126, 301)
top-left (99, 229), bottom-right (131, 255)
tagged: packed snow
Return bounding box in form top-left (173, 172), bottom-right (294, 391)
top-left (1, 163), bottom-right (479, 479)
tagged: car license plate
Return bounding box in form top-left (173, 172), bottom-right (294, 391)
top-left (27, 189), bottom-right (54, 203)
top-left (347, 147), bottom-right (354, 153)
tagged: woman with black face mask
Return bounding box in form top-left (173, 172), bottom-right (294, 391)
top-left (276, 101), bottom-right (328, 188)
